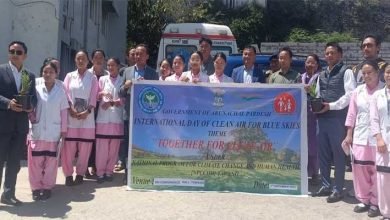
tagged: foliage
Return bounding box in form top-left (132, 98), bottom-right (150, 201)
top-left (126, 0), bottom-right (225, 67)
top-left (226, 127), bottom-right (268, 169)
top-left (126, 0), bottom-right (389, 64)
top-left (277, 148), bottom-right (298, 163)
top-left (286, 28), bottom-right (313, 42)
top-left (131, 157), bottom-right (301, 194)
top-left (307, 83), bottom-right (317, 98)
top-left (264, 0), bottom-right (316, 41)
top-left (287, 28), bottom-right (357, 43)
top-left (126, 0), bottom-right (168, 67)
top-left (228, 2), bottom-right (266, 50)
top-left (19, 70), bottom-right (31, 95)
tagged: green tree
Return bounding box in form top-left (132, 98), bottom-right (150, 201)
top-left (127, 0), bottom-right (167, 67)
top-left (226, 127), bottom-right (269, 170)
top-left (264, 0), bottom-right (316, 41)
top-left (287, 28), bottom-right (357, 43)
top-left (276, 148), bottom-right (298, 163)
top-left (228, 2), bottom-right (266, 50)
top-left (286, 28), bottom-right (313, 42)
top-left (126, 0), bottom-right (220, 66)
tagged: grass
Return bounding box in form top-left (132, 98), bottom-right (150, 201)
top-left (130, 157), bottom-right (302, 195)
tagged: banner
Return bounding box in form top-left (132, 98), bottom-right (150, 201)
top-left (128, 81), bottom-right (308, 195)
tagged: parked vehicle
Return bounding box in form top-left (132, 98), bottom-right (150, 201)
top-left (224, 53), bottom-right (327, 77)
top-left (157, 23), bottom-right (238, 69)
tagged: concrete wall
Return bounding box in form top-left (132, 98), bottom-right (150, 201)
top-left (104, 0), bottom-right (128, 61)
top-left (0, 1), bottom-right (14, 64)
top-left (0, 0), bottom-right (60, 75)
top-left (261, 42), bottom-right (390, 66)
top-left (59, 0), bottom-right (128, 75)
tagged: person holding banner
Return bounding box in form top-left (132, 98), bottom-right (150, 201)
top-left (370, 64), bottom-right (390, 220)
top-left (208, 52), bottom-right (233, 83)
top-left (269, 47), bottom-right (301, 84)
top-left (95, 57), bottom-right (124, 183)
top-left (302, 54), bottom-right (321, 185)
top-left (28, 61), bottom-right (68, 200)
top-left (343, 60), bottom-right (383, 217)
top-left (85, 49), bottom-right (108, 179)
top-left (165, 55), bottom-right (186, 82)
top-left (119, 44), bottom-right (158, 184)
top-left (231, 45), bottom-right (265, 83)
top-left (313, 42), bottom-right (356, 203)
top-left (62, 50), bottom-right (98, 186)
top-left (159, 59), bottom-right (172, 81)
top-left (180, 51), bottom-right (208, 83)
top-left (199, 37), bottom-right (214, 76)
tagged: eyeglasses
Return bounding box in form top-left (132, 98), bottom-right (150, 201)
top-left (9, 49), bottom-right (24, 56)
top-left (361, 43), bottom-right (374, 49)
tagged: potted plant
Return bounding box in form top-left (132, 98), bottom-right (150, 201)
top-left (14, 70), bottom-right (32, 110)
top-left (307, 83), bottom-right (323, 112)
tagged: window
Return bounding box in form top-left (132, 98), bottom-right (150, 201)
top-left (102, 13), bottom-right (109, 36)
top-left (211, 46), bottom-right (233, 56)
top-left (90, 0), bottom-right (95, 19)
top-left (165, 45), bottom-right (198, 69)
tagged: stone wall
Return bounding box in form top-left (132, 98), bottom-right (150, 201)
top-left (260, 42), bottom-right (390, 66)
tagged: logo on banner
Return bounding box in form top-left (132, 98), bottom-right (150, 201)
top-left (212, 88), bottom-right (225, 108)
top-left (138, 86), bottom-right (164, 113)
top-left (273, 92), bottom-right (296, 114)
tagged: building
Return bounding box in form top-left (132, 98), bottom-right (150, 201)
top-left (0, 0), bottom-right (127, 79)
top-left (223, 0), bottom-right (267, 8)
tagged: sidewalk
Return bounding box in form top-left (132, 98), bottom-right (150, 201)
top-left (0, 164), bottom-right (381, 220)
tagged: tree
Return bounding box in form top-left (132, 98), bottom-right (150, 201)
top-left (228, 2), bottom-right (266, 50)
top-left (276, 148), bottom-right (298, 163)
top-left (126, 0), bottom-right (220, 67)
top-left (287, 28), bottom-right (357, 43)
top-left (225, 127), bottom-right (269, 169)
top-left (127, 0), bottom-right (167, 67)
top-left (264, 0), bottom-right (316, 41)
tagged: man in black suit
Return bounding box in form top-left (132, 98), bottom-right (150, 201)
top-left (0, 41), bottom-right (37, 206)
top-left (119, 44), bottom-right (158, 184)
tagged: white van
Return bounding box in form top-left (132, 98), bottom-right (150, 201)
top-left (157, 23), bottom-right (238, 69)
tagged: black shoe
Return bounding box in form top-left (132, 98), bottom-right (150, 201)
top-left (97, 176), bottom-right (105, 184)
top-left (32, 190), bottom-right (41, 201)
top-left (353, 203), bottom-right (369, 213)
top-left (105, 174), bottom-right (113, 182)
top-left (74, 175), bottom-right (84, 185)
top-left (85, 168), bottom-right (97, 179)
top-left (65, 176), bottom-right (74, 186)
top-left (313, 186), bottom-right (332, 197)
top-left (368, 205), bottom-right (380, 218)
top-left (85, 170), bottom-right (93, 179)
top-left (123, 176), bottom-right (127, 185)
top-left (326, 191), bottom-right (343, 203)
top-left (309, 175), bottom-right (320, 186)
top-left (1, 195), bottom-right (23, 206)
top-left (40, 190), bottom-right (51, 200)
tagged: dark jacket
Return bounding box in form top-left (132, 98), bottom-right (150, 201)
top-left (0, 63), bottom-right (37, 133)
top-left (119, 65), bottom-right (158, 121)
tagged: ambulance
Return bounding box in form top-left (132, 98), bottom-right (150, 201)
top-left (157, 23), bottom-right (238, 69)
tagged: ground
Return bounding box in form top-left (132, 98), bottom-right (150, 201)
top-left (0, 163), bottom-right (383, 220)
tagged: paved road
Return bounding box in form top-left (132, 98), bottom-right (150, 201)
top-left (0, 164), bottom-right (383, 220)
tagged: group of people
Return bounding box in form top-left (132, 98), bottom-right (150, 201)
top-left (308, 36), bottom-right (389, 220)
top-left (0, 35), bottom-right (389, 219)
